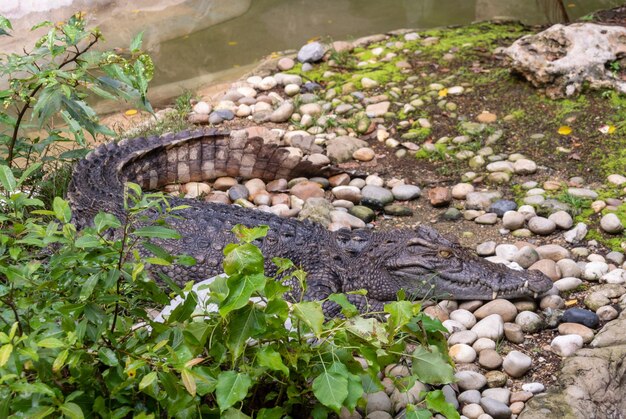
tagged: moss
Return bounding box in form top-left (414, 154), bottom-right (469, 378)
top-left (415, 143), bottom-right (447, 160)
top-left (552, 95), bottom-right (589, 122)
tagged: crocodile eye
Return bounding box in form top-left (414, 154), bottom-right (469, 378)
top-left (438, 249), bottom-right (452, 258)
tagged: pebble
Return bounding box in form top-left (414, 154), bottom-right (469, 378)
top-left (462, 403), bottom-right (485, 419)
top-left (600, 213), bottom-right (624, 234)
top-left (551, 334), bottom-right (583, 357)
top-left (297, 41), bottom-right (326, 63)
top-left (567, 187), bottom-right (598, 200)
top-left (597, 305), bottom-right (618, 321)
top-left (502, 211), bottom-right (525, 230)
top-left (548, 210), bottom-right (574, 229)
top-left (428, 187), bottom-right (452, 207)
top-left (471, 314), bottom-right (504, 340)
top-left (269, 102), bottom-right (295, 122)
top-left (459, 390), bottom-right (482, 405)
top-left (558, 323), bottom-right (595, 344)
top-left (330, 210), bottom-right (366, 229)
top-left (361, 185), bottom-right (394, 209)
top-left (527, 216), bottom-right (556, 235)
top-left (482, 388), bottom-right (510, 405)
top-left (391, 184), bottom-right (421, 200)
top-left (465, 191), bottom-right (502, 210)
top-left (475, 213), bottom-right (498, 225)
top-left (365, 391), bottom-right (392, 414)
top-left (365, 101), bottom-right (390, 117)
top-left (349, 206), bottom-right (376, 223)
top-left (582, 261), bottom-right (609, 281)
top-left (502, 350), bottom-right (532, 377)
top-left (478, 349), bottom-right (503, 370)
top-left (332, 186), bottom-right (362, 203)
top-left (554, 276), bottom-right (582, 292)
top-left (450, 309), bottom-right (477, 329)
top-left (488, 200), bottom-right (517, 217)
top-left (602, 268), bottom-right (626, 284)
top-left (449, 344), bottom-right (477, 363)
top-left (192, 101), bottom-right (212, 114)
top-left (515, 311), bottom-right (543, 333)
top-left (529, 259), bottom-right (560, 281)
top-left (474, 300), bottom-right (518, 322)
top-left (564, 223), bottom-right (588, 243)
top-left (513, 158), bottom-right (537, 174)
top-left (556, 259), bottom-right (581, 278)
top-left (452, 183), bottom-right (475, 199)
top-left (480, 397), bottom-right (511, 419)
top-left (476, 241), bottom-right (497, 256)
top-left (536, 244), bottom-right (570, 261)
top-left (561, 308), bottom-right (599, 329)
top-left (511, 246), bottom-right (539, 269)
top-left (290, 181), bottom-right (324, 200)
top-left (353, 147), bottom-right (376, 161)
top-left (455, 371), bottom-right (487, 391)
top-left (503, 322), bottom-right (524, 343)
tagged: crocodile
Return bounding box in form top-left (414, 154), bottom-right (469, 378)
top-left (67, 127), bottom-right (553, 315)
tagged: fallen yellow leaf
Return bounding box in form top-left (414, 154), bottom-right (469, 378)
top-left (565, 299), bottom-right (578, 307)
top-left (125, 109), bottom-right (138, 116)
top-left (567, 3), bottom-right (576, 7)
top-left (228, 41), bottom-right (238, 46)
top-left (438, 88), bottom-right (448, 97)
top-left (558, 125), bottom-right (572, 135)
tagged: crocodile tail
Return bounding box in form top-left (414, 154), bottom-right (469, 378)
top-left (67, 127), bottom-right (339, 228)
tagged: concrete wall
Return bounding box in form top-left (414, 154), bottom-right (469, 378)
top-left (0, 0), bottom-right (251, 53)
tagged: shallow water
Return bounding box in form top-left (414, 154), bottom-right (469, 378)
top-left (148, 0), bottom-right (620, 101)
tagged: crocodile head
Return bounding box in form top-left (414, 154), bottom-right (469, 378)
top-left (341, 225), bottom-right (553, 301)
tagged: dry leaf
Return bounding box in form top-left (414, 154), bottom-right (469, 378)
top-left (125, 109), bottom-right (138, 116)
top-left (557, 125), bottom-right (572, 135)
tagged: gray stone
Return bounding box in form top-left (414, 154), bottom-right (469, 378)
top-left (480, 397), bottom-right (512, 419)
top-left (349, 205), bottom-right (376, 223)
top-left (365, 391), bottom-right (392, 414)
top-left (458, 390), bottom-right (482, 405)
top-left (475, 213), bottom-right (498, 225)
top-left (567, 187), bottom-right (598, 200)
top-left (549, 210), bottom-right (574, 229)
top-left (269, 102), bottom-right (295, 122)
top-left (515, 311), bottom-right (543, 333)
top-left (465, 191), bottom-right (502, 210)
top-left (527, 216), bottom-right (556, 235)
top-left (361, 186), bottom-right (394, 209)
top-left (600, 213), bottom-right (624, 234)
top-left (297, 41), bottom-right (326, 63)
top-left (325, 136), bottom-right (368, 163)
top-left (512, 246), bottom-right (540, 269)
top-left (471, 314), bottom-right (504, 340)
top-left (564, 222), bottom-right (588, 243)
top-left (488, 200), bottom-right (517, 217)
top-left (455, 371), bottom-right (487, 391)
top-left (391, 184), bottom-right (421, 201)
top-left (502, 211), bottom-right (525, 230)
top-left (476, 241), bottom-right (497, 256)
top-left (551, 334), bottom-right (583, 357)
top-left (503, 350), bottom-right (532, 378)
top-left (482, 388), bottom-right (511, 405)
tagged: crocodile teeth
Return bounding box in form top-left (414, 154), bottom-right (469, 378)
top-left (492, 291), bottom-right (498, 300)
top-left (524, 281), bottom-right (529, 289)
top-left (534, 292), bottom-right (538, 298)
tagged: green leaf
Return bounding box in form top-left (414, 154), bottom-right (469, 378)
top-left (37, 337), bottom-right (66, 348)
top-left (181, 368), bottom-right (196, 397)
top-left (133, 225), bottom-right (181, 239)
top-left (425, 390), bottom-right (460, 419)
top-left (52, 348), bottom-right (69, 372)
top-left (222, 409), bottom-right (251, 419)
top-left (227, 304), bottom-right (266, 361)
top-left (52, 197), bottom-right (71, 223)
top-left (98, 347), bottom-right (119, 367)
top-left (191, 367), bottom-right (217, 396)
top-left (167, 292), bottom-right (197, 323)
top-left (0, 17), bottom-right (13, 30)
top-left (59, 148), bottom-right (90, 160)
top-left (292, 301), bottom-right (324, 337)
top-left (257, 407), bottom-right (286, 419)
top-left (139, 371), bottom-right (157, 390)
top-left (346, 317), bottom-right (388, 345)
top-left (223, 243), bottom-right (265, 275)
top-left (215, 371), bottom-right (252, 412)
top-left (219, 273), bottom-right (266, 317)
top-left (94, 212), bottom-right (122, 232)
top-left (385, 300), bottom-right (414, 332)
top-left (24, 406), bottom-right (55, 419)
top-left (80, 273), bottom-right (100, 300)
top-left (74, 235), bottom-right (101, 249)
top-left (0, 165), bottom-right (16, 192)
top-left (130, 31), bottom-right (144, 52)
top-left (344, 373), bottom-right (364, 412)
top-left (411, 313), bottom-right (449, 334)
top-left (312, 363), bottom-right (349, 412)
top-left (257, 346), bottom-right (289, 376)
top-left (59, 402), bottom-right (84, 419)
top-left (17, 162), bottom-right (42, 186)
top-left (231, 225), bottom-right (268, 243)
top-left (33, 86), bottom-right (63, 125)
top-left (328, 294), bottom-right (358, 317)
top-left (0, 344), bottom-right (13, 367)
top-left (405, 405), bottom-right (433, 419)
top-left (411, 345), bottom-right (454, 385)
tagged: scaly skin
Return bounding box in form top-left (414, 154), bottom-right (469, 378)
top-left (67, 127), bottom-right (553, 314)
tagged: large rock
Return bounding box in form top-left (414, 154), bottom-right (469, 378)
top-left (504, 23), bottom-right (626, 98)
top-left (519, 310), bottom-right (626, 418)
